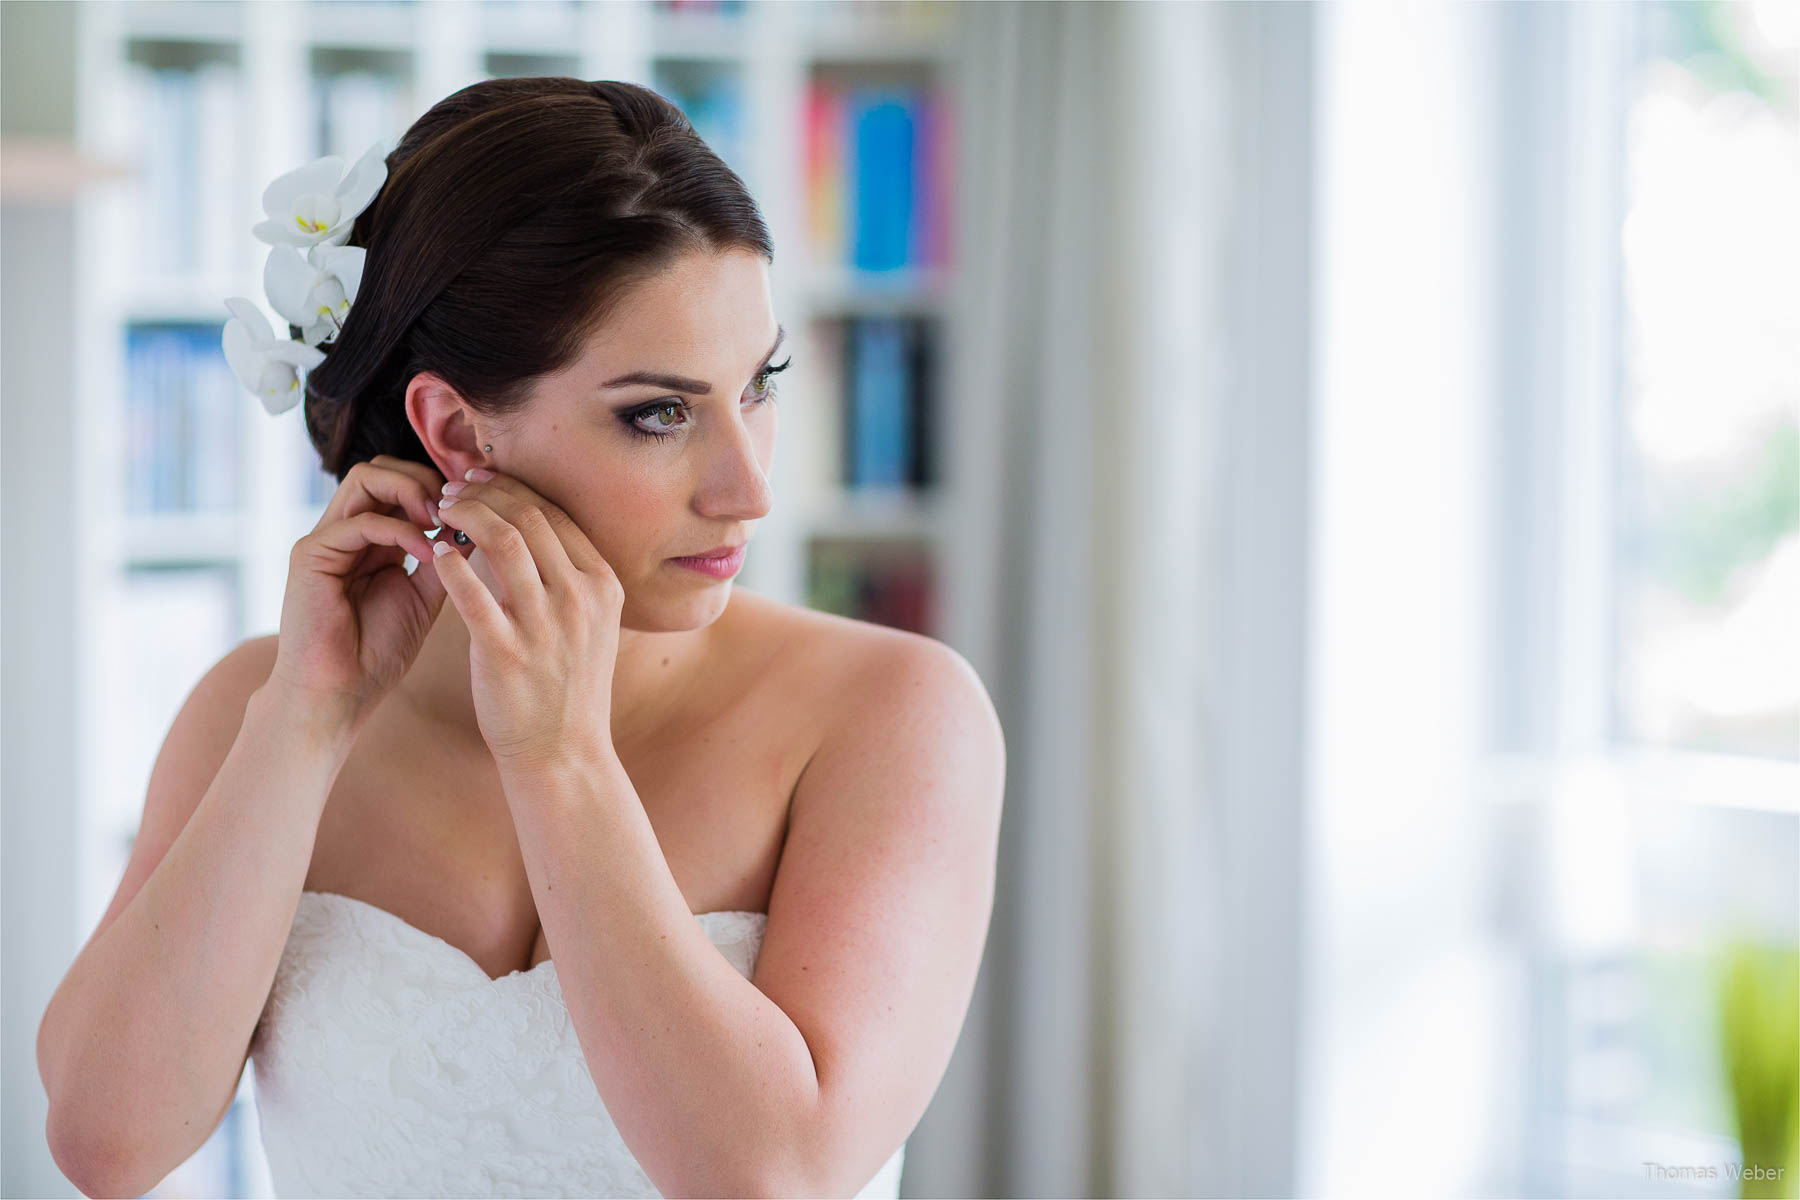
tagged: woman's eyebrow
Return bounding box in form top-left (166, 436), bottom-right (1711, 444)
top-left (600, 325), bottom-right (786, 393)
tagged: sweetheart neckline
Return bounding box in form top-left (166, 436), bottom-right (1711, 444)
top-left (297, 890), bottom-right (767, 986)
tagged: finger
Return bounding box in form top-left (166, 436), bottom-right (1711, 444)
top-left (429, 536), bottom-right (512, 649)
top-left (324, 459), bottom-right (440, 534)
top-left (368, 455), bottom-right (450, 519)
top-left (451, 472), bottom-right (606, 575)
top-left (433, 497), bottom-right (551, 626)
top-left (300, 511), bottom-right (439, 573)
top-left (405, 534), bottom-right (450, 612)
top-left (446, 481), bottom-right (586, 593)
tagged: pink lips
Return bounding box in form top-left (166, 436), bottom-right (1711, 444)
top-left (668, 544), bottom-right (746, 579)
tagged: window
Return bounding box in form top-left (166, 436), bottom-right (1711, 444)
top-left (1502, 4), bottom-right (1799, 1195)
top-left (1615, 0), bottom-right (1800, 763)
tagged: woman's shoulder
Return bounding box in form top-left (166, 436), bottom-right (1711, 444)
top-left (726, 587), bottom-right (967, 678)
top-left (725, 588), bottom-right (997, 735)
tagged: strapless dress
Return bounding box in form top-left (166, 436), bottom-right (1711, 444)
top-left (247, 890), bottom-right (907, 1197)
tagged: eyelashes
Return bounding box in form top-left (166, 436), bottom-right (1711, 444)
top-left (624, 356), bottom-right (791, 443)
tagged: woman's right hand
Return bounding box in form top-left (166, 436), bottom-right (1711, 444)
top-left (267, 455), bottom-right (460, 731)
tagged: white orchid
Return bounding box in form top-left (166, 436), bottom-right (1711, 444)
top-left (221, 296), bottom-right (326, 415)
top-left (225, 140), bottom-right (385, 410)
top-left (264, 241), bottom-right (366, 347)
top-left (251, 139), bottom-right (389, 249)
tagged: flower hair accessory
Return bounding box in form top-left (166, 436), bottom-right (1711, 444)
top-left (221, 140), bottom-right (389, 414)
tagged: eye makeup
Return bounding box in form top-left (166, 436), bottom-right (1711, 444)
top-left (621, 355), bottom-right (791, 443)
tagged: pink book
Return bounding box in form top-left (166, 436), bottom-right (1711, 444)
top-left (805, 81), bottom-right (845, 267)
top-left (922, 86), bottom-right (953, 269)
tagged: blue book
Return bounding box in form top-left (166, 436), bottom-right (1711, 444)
top-left (850, 89), bottom-right (916, 273)
top-left (127, 328), bottom-right (185, 511)
top-left (186, 326), bottom-right (240, 512)
top-left (849, 318), bottom-right (910, 487)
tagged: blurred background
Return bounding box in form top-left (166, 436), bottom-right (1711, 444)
top-left (3, 0), bottom-right (1796, 1197)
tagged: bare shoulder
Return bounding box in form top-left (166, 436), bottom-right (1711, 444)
top-left (726, 588), bottom-right (1005, 789)
top-left (173, 633), bottom-right (282, 749)
top-left (731, 591), bottom-right (1003, 1193)
top-left (148, 631), bottom-right (283, 811)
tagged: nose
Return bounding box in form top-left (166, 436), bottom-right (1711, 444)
top-left (694, 407), bottom-right (774, 522)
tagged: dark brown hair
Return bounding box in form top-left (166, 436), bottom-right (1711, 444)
top-left (301, 77), bottom-right (774, 481)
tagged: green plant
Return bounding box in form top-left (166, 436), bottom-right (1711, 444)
top-left (1719, 938), bottom-right (1800, 1199)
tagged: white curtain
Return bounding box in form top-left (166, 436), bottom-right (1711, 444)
top-left (905, 3), bottom-right (1299, 1196)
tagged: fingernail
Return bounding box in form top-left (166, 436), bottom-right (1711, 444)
top-left (428, 502), bottom-right (441, 525)
top-left (433, 541), bottom-right (453, 558)
top-left (442, 480), bottom-right (466, 495)
top-left (465, 467), bottom-right (495, 482)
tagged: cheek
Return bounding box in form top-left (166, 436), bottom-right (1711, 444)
top-left (570, 469), bottom-right (683, 565)
top-left (754, 404), bottom-right (778, 466)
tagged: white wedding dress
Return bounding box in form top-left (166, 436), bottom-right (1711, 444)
top-left (248, 890), bottom-right (907, 1198)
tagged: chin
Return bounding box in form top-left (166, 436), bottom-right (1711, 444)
top-left (618, 580), bottom-right (733, 633)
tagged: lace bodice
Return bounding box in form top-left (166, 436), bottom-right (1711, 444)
top-left (248, 890), bottom-right (907, 1198)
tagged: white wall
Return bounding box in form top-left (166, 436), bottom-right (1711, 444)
top-left (3, 3), bottom-right (93, 1195)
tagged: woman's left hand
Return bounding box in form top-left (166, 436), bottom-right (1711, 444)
top-left (428, 468), bottom-right (623, 772)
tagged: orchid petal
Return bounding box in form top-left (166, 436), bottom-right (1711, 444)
top-left (265, 338), bottom-right (327, 370)
top-left (321, 225), bottom-right (353, 248)
top-left (334, 140), bottom-right (389, 221)
top-left (261, 156), bottom-right (344, 223)
top-left (256, 362), bottom-right (305, 415)
top-left (221, 316), bottom-right (264, 393)
top-left (311, 243), bottom-right (366, 304)
top-left (264, 246), bottom-right (314, 328)
top-left (288, 192), bottom-right (342, 239)
top-left (251, 218), bottom-right (322, 248)
top-left (223, 296), bottom-right (276, 344)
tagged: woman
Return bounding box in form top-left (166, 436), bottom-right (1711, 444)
top-left (37, 78), bottom-right (1003, 1199)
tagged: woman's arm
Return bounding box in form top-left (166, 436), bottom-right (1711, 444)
top-left (499, 632), bottom-right (1004, 1197)
top-left (39, 649), bottom-right (360, 1198)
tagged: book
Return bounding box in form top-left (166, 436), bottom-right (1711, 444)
top-left (845, 316), bottom-right (909, 488)
top-left (849, 88), bottom-right (915, 273)
top-left (805, 79), bottom-right (953, 274)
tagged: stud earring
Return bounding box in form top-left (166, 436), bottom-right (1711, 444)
top-left (483, 444), bottom-right (492, 452)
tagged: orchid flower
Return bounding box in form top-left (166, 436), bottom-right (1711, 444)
top-left (221, 297), bottom-right (326, 415)
top-left (264, 242), bottom-right (366, 347)
top-left (251, 140), bottom-right (389, 249)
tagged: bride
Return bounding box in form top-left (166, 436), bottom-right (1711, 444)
top-left (37, 77), bottom-right (1003, 1198)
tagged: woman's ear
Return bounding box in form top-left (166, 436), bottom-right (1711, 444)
top-left (405, 371), bottom-right (489, 482)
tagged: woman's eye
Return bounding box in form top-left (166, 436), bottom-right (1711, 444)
top-left (749, 356), bottom-right (792, 403)
top-left (624, 357), bottom-right (788, 442)
top-left (626, 400), bottom-right (688, 440)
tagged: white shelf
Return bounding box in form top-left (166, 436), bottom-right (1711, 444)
top-left (805, 262), bottom-right (951, 316)
top-left (647, 8), bottom-right (750, 62)
top-left (121, 280), bottom-right (240, 325)
top-left (304, 1), bottom-right (418, 52)
top-left (114, 511), bottom-right (246, 565)
top-left (807, 486), bottom-right (941, 542)
top-left (119, 0), bottom-right (244, 44)
top-left (803, 31), bottom-right (957, 66)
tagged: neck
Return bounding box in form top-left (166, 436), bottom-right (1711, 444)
top-left (396, 594), bottom-right (719, 753)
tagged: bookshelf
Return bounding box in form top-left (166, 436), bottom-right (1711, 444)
top-left (72, 1), bottom-right (966, 1194)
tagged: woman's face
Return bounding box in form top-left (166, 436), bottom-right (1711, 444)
top-left (416, 246), bottom-right (781, 632)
